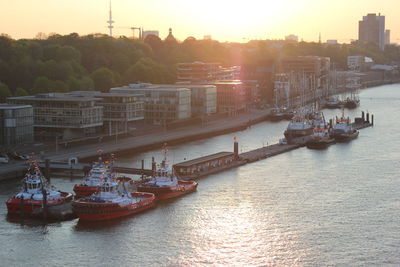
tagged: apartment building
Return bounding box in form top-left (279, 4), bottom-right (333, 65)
top-left (8, 93), bottom-right (103, 141)
top-left (110, 84), bottom-right (191, 125)
top-left (0, 104), bottom-right (34, 147)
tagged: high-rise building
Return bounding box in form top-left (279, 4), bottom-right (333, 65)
top-left (385, 29), bottom-right (391, 45)
top-left (358, 13), bottom-right (385, 50)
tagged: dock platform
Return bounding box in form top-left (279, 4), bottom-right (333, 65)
top-left (240, 143), bottom-right (300, 163)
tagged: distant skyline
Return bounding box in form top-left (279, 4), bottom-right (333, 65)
top-left (1, 0), bottom-right (399, 44)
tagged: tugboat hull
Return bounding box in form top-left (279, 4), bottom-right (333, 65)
top-left (137, 180), bottom-right (198, 200)
top-left (72, 192), bottom-right (155, 221)
top-left (306, 139), bottom-right (335, 149)
top-left (284, 128), bottom-right (314, 141)
top-left (6, 192), bottom-right (73, 215)
top-left (333, 131), bottom-right (359, 142)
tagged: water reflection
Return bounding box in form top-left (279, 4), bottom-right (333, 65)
top-left (0, 85), bottom-right (399, 266)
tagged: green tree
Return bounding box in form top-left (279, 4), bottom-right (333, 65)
top-left (31, 76), bottom-right (53, 94)
top-left (0, 82), bottom-right (12, 102)
top-left (79, 76), bottom-right (95, 91)
top-left (56, 45), bottom-right (81, 62)
top-left (14, 87), bottom-right (29, 96)
top-left (90, 67), bottom-right (116, 92)
top-left (53, 80), bottom-right (69, 92)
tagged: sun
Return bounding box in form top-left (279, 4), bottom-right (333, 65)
top-left (182, 0), bottom-right (296, 41)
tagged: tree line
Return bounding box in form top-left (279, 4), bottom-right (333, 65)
top-left (1, 32), bottom-right (399, 102)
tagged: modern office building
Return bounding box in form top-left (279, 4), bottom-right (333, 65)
top-left (8, 93), bottom-right (103, 141)
top-left (326, 40), bottom-right (338, 45)
top-left (175, 85), bottom-right (217, 117)
top-left (347, 56), bottom-right (374, 71)
top-left (110, 84), bottom-right (191, 125)
top-left (0, 104), bottom-right (34, 147)
top-left (69, 91), bottom-right (145, 135)
top-left (358, 13), bottom-right (386, 50)
top-left (177, 62), bottom-right (220, 83)
top-left (212, 81), bottom-right (247, 115)
top-left (176, 62), bottom-right (240, 84)
top-left (240, 61), bottom-right (275, 104)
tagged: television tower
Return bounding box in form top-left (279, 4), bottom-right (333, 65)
top-left (107, 0), bottom-right (114, 36)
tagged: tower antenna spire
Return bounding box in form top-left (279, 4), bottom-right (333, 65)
top-left (107, 0), bottom-right (114, 37)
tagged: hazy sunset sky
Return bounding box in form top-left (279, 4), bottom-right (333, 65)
top-left (1, 0), bottom-right (399, 43)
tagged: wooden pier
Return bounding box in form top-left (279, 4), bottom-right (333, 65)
top-left (240, 143), bottom-right (300, 163)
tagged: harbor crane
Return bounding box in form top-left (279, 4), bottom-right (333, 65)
top-left (115, 26), bottom-right (142, 39)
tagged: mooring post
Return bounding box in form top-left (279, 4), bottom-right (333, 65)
top-left (45, 159), bottom-right (51, 183)
top-left (42, 187), bottom-right (47, 222)
top-left (362, 111), bottom-right (365, 121)
top-left (366, 112), bottom-right (370, 123)
top-left (371, 114), bottom-right (374, 125)
top-left (141, 159), bottom-right (144, 179)
top-left (151, 157), bottom-right (156, 174)
top-left (233, 136), bottom-right (239, 160)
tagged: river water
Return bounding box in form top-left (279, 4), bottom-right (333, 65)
top-left (0, 84), bottom-right (399, 266)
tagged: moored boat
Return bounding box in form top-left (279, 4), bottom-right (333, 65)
top-left (137, 146), bottom-right (198, 200)
top-left (270, 107), bottom-right (293, 121)
top-left (72, 179), bottom-right (155, 221)
top-left (331, 116), bottom-right (359, 142)
top-left (306, 128), bottom-right (335, 149)
top-left (325, 97), bottom-right (342, 109)
top-left (343, 97), bottom-right (360, 109)
top-left (6, 162), bottom-right (73, 215)
top-left (73, 157), bottom-right (117, 197)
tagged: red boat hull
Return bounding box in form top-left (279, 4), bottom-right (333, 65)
top-left (72, 192), bottom-right (156, 221)
top-left (137, 180), bottom-right (198, 200)
top-left (6, 192), bottom-right (73, 215)
top-left (73, 185), bottom-right (98, 198)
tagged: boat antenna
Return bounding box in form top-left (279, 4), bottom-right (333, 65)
top-left (161, 143), bottom-right (168, 168)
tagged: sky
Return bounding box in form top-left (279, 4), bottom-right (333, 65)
top-left (1, 0), bottom-right (399, 43)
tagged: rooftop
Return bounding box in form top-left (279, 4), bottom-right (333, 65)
top-left (8, 93), bottom-right (101, 102)
top-left (0, 104), bottom-right (32, 110)
top-left (173, 152), bottom-right (233, 167)
top-left (111, 85), bottom-right (190, 92)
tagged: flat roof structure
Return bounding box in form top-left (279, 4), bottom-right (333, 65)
top-left (0, 104), bottom-right (32, 109)
top-left (173, 152), bottom-right (233, 168)
top-left (8, 94), bottom-right (101, 102)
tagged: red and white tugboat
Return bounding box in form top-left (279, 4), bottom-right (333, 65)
top-left (72, 178), bottom-right (155, 222)
top-left (73, 157), bottom-right (116, 198)
top-left (137, 145), bottom-right (198, 200)
top-left (6, 161), bottom-right (73, 215)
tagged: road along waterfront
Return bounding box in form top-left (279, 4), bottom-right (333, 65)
top-left (0, 84), bottom-right (399, 266)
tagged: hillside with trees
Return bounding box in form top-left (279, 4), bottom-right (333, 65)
top-left (0, 32), bottom-right (399, 101)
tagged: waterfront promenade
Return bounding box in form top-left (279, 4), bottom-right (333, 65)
top-left (0, 108), bottom-right (271, 180)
